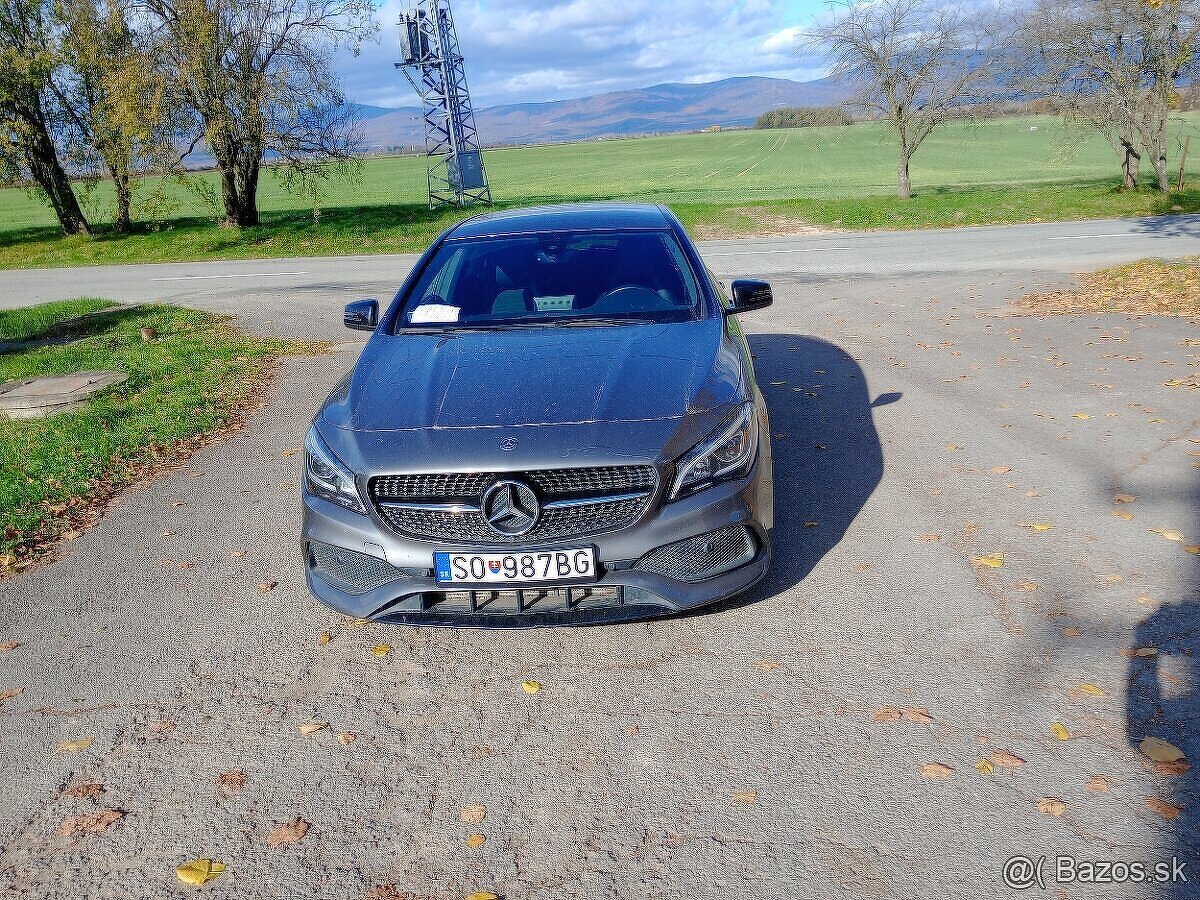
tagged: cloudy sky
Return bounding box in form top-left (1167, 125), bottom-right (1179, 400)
top-left (336, 0), bottom-right (831, 110)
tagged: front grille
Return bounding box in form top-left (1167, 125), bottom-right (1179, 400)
top-left (421, 584), bottom-right (624, 615)
top-left (634, 526), bottom-right (756, 583)
top-left (308, 542), bottom-right (403, 594)
top-left (368, 465), bottom-right (658, 545)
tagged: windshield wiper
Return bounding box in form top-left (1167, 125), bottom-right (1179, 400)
top-left (557, 317), bottom-right (657, 327)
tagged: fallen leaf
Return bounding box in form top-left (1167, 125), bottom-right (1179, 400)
top-left (992, 750), bottom-right (1026, 768)
top-left (1155, 759), bottom-right (1192, 776)
top-left (1036, 797), bottom-right (1066, 817)
top-left (1101, 574), bottom-right (1124, 584)
top-left (298, 720), bottom-right (327, 736)
top-left (975, 759), bottom-right (995, 775)
top-left (873, 706), bottom-right (903, 722)
top-left (465, 833), bottom-right (486, 848)
top-left (265, 818), bottom-right (308, 848)
top-left (754, 660), bottom-right (780, 671)
top-left (521, 680), bottom-right (541, 694)
top-left (1114, 493), bottom-right (1137, 504)
top-left (337, 732), bottom-right (356, 746)
top-left (945, 443), bottom-right (962, 451)
top-left (1019, 522), bottom-right (1054, 532)
top-left (1135, 646), bottom-right (1159, 657)
top-left (281, 449), bottom-right (301, 457)
top-left (1140, 737), bottom-right (1186, 763)
top-left (159, 530), bottom-right (176, 537)
top-left (1085, 775), bottom-right (1111, 794)
top-left (460, 805), bottom-right (486, 825)
top-left (732, 789), bottom-right (758, 803)
top-left (1072, 413), bottom-right (1092, 420)
top-left (972, 553), bottom-right (1004, 568)
top-left (257, 581), bottom-right (278, 592)
top-left (230, 550), bottom-right (248, 558)
top-left (1015, 581), bottom-right (1040, 592)
top-left (465, 893), bottom-right (499, 900)
top-left (1060, 627), bottom-right (1082, 638)
top-left (1149, 528), bottom-right (1186, 542)
top-left (917, 532), bottom-right (941, 542)
top-left (347, 617), bottom-right (372, 628)
top-left (0, 640), bottom-right (21, 651)
top-left (991, 466), bottom-right (1012, 474)
top-left (371, 644), bottom-right (393, 657)
top-left (318, 632), bottom-right (332, 644)
top-left (1077, 683), bottom-right (1107, 698)
top-left (1145, 798), bottom-right (1182, 820)
top-left (176, 859), bottom-right (225, 886)
top-left (1111, 510), bottom-right (1134, 521)
top-left (905, 707), bottom-right (934, 724)
top-left (919, 762), bottom-right (954, 779)
top-left (1185, 545), bottom-right (1200, 555)
top-left (64, 783), bottom-right (105, 799)
top-left (56, 738), bottom-right (93, 752)
top-left (1050, 723), bottom-right (1072, 741)
top-left (0, 687), bottom-right (23, 701)
top-left (217, 771), bottom-right (246, 793)
top-left (56, 809), bottom-right (123, 836)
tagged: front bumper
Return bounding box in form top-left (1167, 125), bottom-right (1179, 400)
top-left (301, 458), bottom-right (773, 628)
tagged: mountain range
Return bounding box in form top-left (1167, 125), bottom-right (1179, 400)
top-left (357, 75), bottom-right (849, 151)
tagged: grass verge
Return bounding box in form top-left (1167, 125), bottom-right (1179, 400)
top-left (0, 300), bottom-right (322, 572)
top-left (0, 181), bottom-right (1197, 270)
top-left (1018, 257), bottom-right (1200, 317)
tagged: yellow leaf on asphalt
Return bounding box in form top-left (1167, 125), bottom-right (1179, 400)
top-left (521, 680), bottom-right (541, 694)
top-left (754, 660), bottom-right (780, 671)
top-left (1111, 510), bottom-right (1134, 520)
top-left (1077, 683), bottom-right (1107, 698)
top-left (919, 762), bottom-right (954, 779)
top-left (371, 644), bottom-right (393, 657)
top-left (975, 759), bottom-right (994, 775)
top-left (1036, 797), bottom-right (1066, 817)
top-left (1050, 723), bottom-right (1072, 741)
top-left (1114, 493), bottom-right (1137, 504)
top-left (732, 789), bottom-right (758, 803)
top-left (1072, 413), bottom-right (1092, 420)
top-left (1139, 737), bottom-right (1186, 763)
top-left (347, 617), bottom-right (372, 628)
top-left (1019, 522), bottom-right (1054, 532)
top-left (466, 833), bottom-right (486, 848)
top-left (298, 720), bottom-right (327, 736)
top-left (281, 449), bottom-right (301, 457)
top-left (56, 738), bottom-right (93, 752)
top-left (176, 859), bottom-right (226, 886)
top-left (1185, 545), bottom-right (1200, 555)
top-left (465, 893), bottom-right (499, 900)
top-left (1015, 581), bottom-right (1040, 591)
top-left (460, 805), bottom-right (486, 825)
top-left (318, 632), bottom-right (332, 644)
top-left (1150, 528), bottom-right (1186, 542)
top-left (945, 443), bottom-right (962, 451)
top-left (973, 553), bottom-right (1004, 568)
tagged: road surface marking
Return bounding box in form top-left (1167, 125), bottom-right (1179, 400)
top-left (704, 248), bottom-right (853, 256)
top-left (150, 272), bottom-right (309, 282)
top-left (1046, 234), bottom-right (1133, 241)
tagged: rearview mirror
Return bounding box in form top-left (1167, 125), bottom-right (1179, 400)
top-left (344, 299), bottom-right (379, 331)
top-left (728, 280), bottom-right (773, 315)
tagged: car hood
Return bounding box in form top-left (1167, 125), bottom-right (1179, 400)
top-left (320, 320), bottom-right (742, 432)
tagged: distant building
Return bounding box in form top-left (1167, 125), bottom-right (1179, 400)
top-left (702, 125), bottom-right (723, 133)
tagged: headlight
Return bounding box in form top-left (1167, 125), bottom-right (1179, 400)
top-left (304, 427), bottom-right (367, 514)
top-left (670, 403), bottom-right (758, 500)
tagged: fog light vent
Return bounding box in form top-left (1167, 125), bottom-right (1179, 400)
top-left (634, 526), bottom-right (756, 583)
top-left (308, 542), bottom-right (401, 594)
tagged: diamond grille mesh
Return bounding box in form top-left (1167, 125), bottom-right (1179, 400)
top-left (634, 526), bottom-right (755, 583)
top-left (308, 542), bottom-right (401, 594)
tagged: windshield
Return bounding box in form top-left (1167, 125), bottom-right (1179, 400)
top-left (397, 229), bottom-right (704, 329)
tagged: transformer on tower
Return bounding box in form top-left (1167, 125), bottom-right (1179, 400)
top-left (396, 0), bottom-right (492, 209)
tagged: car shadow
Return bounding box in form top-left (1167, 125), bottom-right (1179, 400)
top-left (681, 332), bottom-right (890, 618)
top-left (1125, 476), bottom-right (1200, 892)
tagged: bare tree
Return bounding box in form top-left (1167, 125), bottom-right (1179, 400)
top-left (137, 0), bottom-right (374, 227)
top-left (807, 0), bottom-right (1001, 199)
top-left (0, 0), bottom-right (91, 234)
top-left (1017, 0), bottom-right (1200, 191)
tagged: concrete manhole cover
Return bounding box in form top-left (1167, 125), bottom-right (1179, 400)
top-left (0, 371), bottom-right (128, 420)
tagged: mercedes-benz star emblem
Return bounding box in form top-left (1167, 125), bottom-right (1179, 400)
top-left (480, 480), bottom-right (540, 536)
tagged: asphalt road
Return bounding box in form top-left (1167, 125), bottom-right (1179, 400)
top-left (0, 216), bottom-right (1198, 899)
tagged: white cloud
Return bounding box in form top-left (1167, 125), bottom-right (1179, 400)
top-left (335, 0), bottom-right (830, 109)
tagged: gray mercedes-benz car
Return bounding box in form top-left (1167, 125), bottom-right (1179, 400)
top-left (302, 202), bottom-right (774, 626)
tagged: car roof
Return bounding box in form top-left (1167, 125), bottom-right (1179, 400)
top-left (446, 202), bottom-right (673, 240)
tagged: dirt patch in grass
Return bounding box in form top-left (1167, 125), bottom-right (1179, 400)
top-left (691, 205), bottom-right (846, 240)
top-left (1017, 257), bottom-right (1200, 317)
top-left (0, 301), bottom-right (325, 576)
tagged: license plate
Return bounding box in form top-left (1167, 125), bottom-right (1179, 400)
top-left (434, 548), bottom-right (597, 585)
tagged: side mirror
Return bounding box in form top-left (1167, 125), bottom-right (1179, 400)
top-left (727, 280), bottom-right (773, 315)
top-left (344, 299), bottom-right (379, 331)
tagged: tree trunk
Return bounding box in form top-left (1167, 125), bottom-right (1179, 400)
top-left (1120, 141), bottom-right (1140, 190)
top-left (215, 145), bottom-right (261, 227)
top-left (898, 148), bottom-right (912, 200)
top-left (112, 174), bottom-right (132, 234)
top-left (1152, 152), bottom-right (1170, 192)
top-left (24, 107), bottom-right (91, 236)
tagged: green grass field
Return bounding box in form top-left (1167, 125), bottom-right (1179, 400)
top-left (1, 115), bottom-right (1198, 268)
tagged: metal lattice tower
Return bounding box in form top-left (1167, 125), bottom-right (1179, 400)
top-left (396, 0), bottom-right (492, 209)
